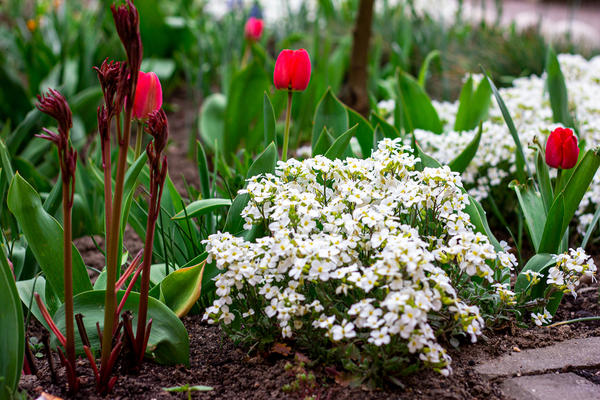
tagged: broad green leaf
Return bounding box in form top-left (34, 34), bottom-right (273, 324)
top-left (397, 70), bottom-right (443, 134)
top-left (464, 195), bottom-right (504, 253)
top-left (224, 142), bottom-right (278, 235)
top-left (53, 290), bottom-right (190, 366)
top-left (482, 67), bottom-right (530, 179)
top-left (370, 112), bottom-right (400, 139)
top-left (546, 47), bottom-right (571, 126)
top-left (324, 125), bottom-right (357, 160)
top-left (7, 174), bottom-right (92, 300)
top-left (312, 127), bottom-right (334, 157)
top-left (538, 193), bottom-right (564, 254)
top-left (347, 107), bottom-right (374, 158)
top-left (171, 199), bottom-right (232, 221)
top-left (199, 93), bottom-right (226, 152)
top-left (263, 92), bottom-right (277, 148)
top-left (0, 249), bottom-right (24, 396)
top-left (160, 261), bottom-right (205, 317)
top-left (509, 180), bottom-right (546, 252)
top-left (448, 123), bottom-right (482, 173)
top-left (224, 62), bottom-right (271, 154)
top-left (514, 253), bottom-right (554, 294)
top-left (311, 88), bottom-right (349, 148)
top-left (417, 49), bottom-right (440, 88)
top-left (16, 277), bottom-right (50, 332)
top-left (413, 138), bottom-right (442, 169)
top-left (0, 138), bottom-right (14, 185)
top-left (454, 77), bottom-right (492, 132)
top-left (559, 149), bottom-right (600, 236)
top-left (536, 150), bottom-right (554, 213)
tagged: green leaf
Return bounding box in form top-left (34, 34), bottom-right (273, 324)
top-left (16, 276), bottom-right (50, 332)
top-left (196, 140), bottom-right (211, 200)
top-left (464, 195), bottom-right (504, 253)
top-left (171, 199), bottom-right (232, 221)
top-left (581, 205), bottom-right (600, 250)
top-left (514, 253), bottom-right (555, 294)
top-left (413, 138), bottom-right (442, 169)
top-left (199, 93), bottom-right (226, 152)
top-left (224, 62), bottom-right (271, 154)
top-left (559, 148), bottom-right (600, 233)
top-left (119, 151), bottom-right (149, 256)
top-left (482, 67), bottom-right (530, 179)
top-left (536, 150), bottom-right (554, 213)
top-left (324, 125), bottom-right (357, 160)
top-left (347, 107), bottom-right (374, 158)
top-left (160, 261), bottom-right (205, 317)
top-left (311, 88), bottom-right (349, 148)
top-left (370, 112), bottom-right (400, 139)
top-left (448, 123), bottom-right (482, 173)
top-left (538, 193), bottom-right (564, 254)
top-left (224, 142), bottom-right (278, 235)
top-left (453, 77), bottom-right (492, 132)
top-left (0, 248), bottom-right (24, 396)
top-left (546, 47), bottom-right (571, 126)
top-left (509, 180), bottom-right (546, 252)
top-left (7, 174), bottom-right (92, 300)
top-left (312, 127), bottom-right (334, 157)
top-left (397, 70), bottom-right (443, 134)
top-left (417, 49), bottom-right (440, 88)
top-left (53, 290), bottom-right (190, 366)
top-left (263, 92), bottom-right (277, 148)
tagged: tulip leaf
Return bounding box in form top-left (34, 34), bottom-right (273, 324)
top-left (196, 140), bottom-right (211, 200)
top-left (312, 88), bottom-right (349, 148)
top-left (454, 76), bottom-right (492, 132)
top-left (538, 193), bottom-right (565, 254)
top-left (7, 173), bottom-right (92, 300)
top-left (509, 180), bottom-right (546, 252)
top-left (482, 67), bottom-right (530, 180)
top-left (171, 199), bottom-right (232, 221)
top-left (225, 62), bottom-right (271, 155)
top-left (546, 47), bottom-right (572, 126)
top-left (514, 253), bottom-right (555, 294)
top-left (413, 137), bottom-right (442, 169)
top-left (558, 148), bottom-right (600, 235)
top-left (160, 261), bottom-right (205, 317)
top-left (53, 290), bottom-right (189, 366)
top-left (397, 70), bottom-right (443, 134)
top-left (324, 125), bottom-right (357, 160)
top-left (224, 142), bottom-right (278, 235)
top-left (199, 93), bottom-right (226, 152)
top-left (312, 127), bottom-right (334, 157)
top-left (418, 49), bottom-right (440, 88)
top-left (448, 123), bottom-right (482, 173)
top-left (0, 248), bottom-right (24, 397)
top-left (263, 92), bottom-right (277, 148)
top-left (16, 276), bottom-right (50, 332)
top-left (370, 112), bottom-right (400, 139)
top-left (581, 205), bottom-right (600, 250)
top-left (536, 150), bottom-right (554, 213)
top-left (347, 107), bottom-right (374, 158)
top-left (464, 195), bottom-right (504, 254)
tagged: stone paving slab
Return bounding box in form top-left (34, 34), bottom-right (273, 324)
top-left (501, 372), bottom-right (600, 400)
top-left (476, 336), bottom-right (600, 378)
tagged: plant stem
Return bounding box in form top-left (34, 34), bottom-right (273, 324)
top-left (134, 121), bottom-right (143, 160)
top-left (240, 42), bottom-right (250, 69)
top-left (282, 91), bottom-right (293, 162)
top-left (100, 106), bottom-right (133, 381)
top-left (555, 168), bottom-right (563, 194)
top-left (103, 123), bottom-right (113, 238)
top-left (62, 170), bottom-right (76, 391)
top-left (548, 316), bottom-right (600, 327)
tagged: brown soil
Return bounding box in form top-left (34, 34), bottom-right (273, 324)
top-left (19, 92), bottom-right (600, 399)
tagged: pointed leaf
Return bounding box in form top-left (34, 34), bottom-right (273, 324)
top-left (417, 49), bottom-right (440, 88)
top-left (370, 112), bottom-right (400, 139)
top-left (546, 47), bottom-right (571, 126)
top-left (397, 70), bottom-right (443, 134)
top-left (172, 199), bottom-right (232, 221)
top-left (311, 88), bottom-right (349, 148)
top-left (347, 107), bottom-right (374, 158)
top-left (199, 93), bottom-right (226, 152)
top-left (324, 125), bottom-right (357, 160)
top-left (263, 92), bottom-right (277, 148)
top-left (312, 127), bottom-right (334, 157)
top-left (7, 174), bottom-right (92, 300)
top-left (160, 261), bottom-right (205, 317)
top-left (448, 123), bottom-right (482, 173)
top-left (509, 180), bottom-right (546, 252)
top-left (538, 193), bottom-right (564, 254)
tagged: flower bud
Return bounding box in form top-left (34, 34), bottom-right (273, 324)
top-left (545, 127), bottom-right (579, 169)
top-left (273, 49), bottom-right (311, 91)
top-left (133, 71), bottom-right (163, 120)
top-left (244, 17), bottom-right (263, 42)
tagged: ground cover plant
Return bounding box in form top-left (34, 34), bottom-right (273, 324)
top-left (1, 0), bottom-right (599, 399)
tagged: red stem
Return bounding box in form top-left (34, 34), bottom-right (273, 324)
top-left (62, 175), bottom-right (76, 384)
top-left (34, 293), bottom-right (66, 348)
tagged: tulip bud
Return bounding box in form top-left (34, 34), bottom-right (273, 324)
top-left (545, 127), bottom-right (579, 169)
top-left (244, 17), bottom-right (263, 42)
top-left (133, 71), bottom-right (163, 120)
top-left (273, 49), bottom-right (311, 91)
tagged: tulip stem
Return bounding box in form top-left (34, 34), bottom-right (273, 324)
top-left (134, 121), bottom-right (143, 160)
top-left (241, 42), bottom-right (250, 69)
top-left (282, 91), bottom-right (293, 162)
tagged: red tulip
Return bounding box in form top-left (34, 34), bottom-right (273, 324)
top-left (545, 127), bottom-right (579, 169)
top-left (133, 71), bottom-right (162, 120)
top-left (274, 49), bottom-right (311, 91)
top-left (244, 17), bottom-right (263, 42)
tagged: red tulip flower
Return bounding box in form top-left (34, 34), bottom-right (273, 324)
top-left (274, 49), bottom-right (311, 92)
top-left (244, 17), bottom-right (263, 42)
top-left (545, 127), bottom-right (579, 169)
top-left (133, 71), bottom-right (162, 120)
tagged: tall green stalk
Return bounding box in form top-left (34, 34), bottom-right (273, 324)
top-left (282, 91), bottom-right (293, 162)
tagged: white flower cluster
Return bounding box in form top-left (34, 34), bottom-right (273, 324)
top-left (548, 247), bottom-right (597, 297)
top-left (378, 54), bottom-right (600, 232)
top-left (531, 308), bottom-right (552, 326)
top-left (204, 139), bottom-right (516, 374)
